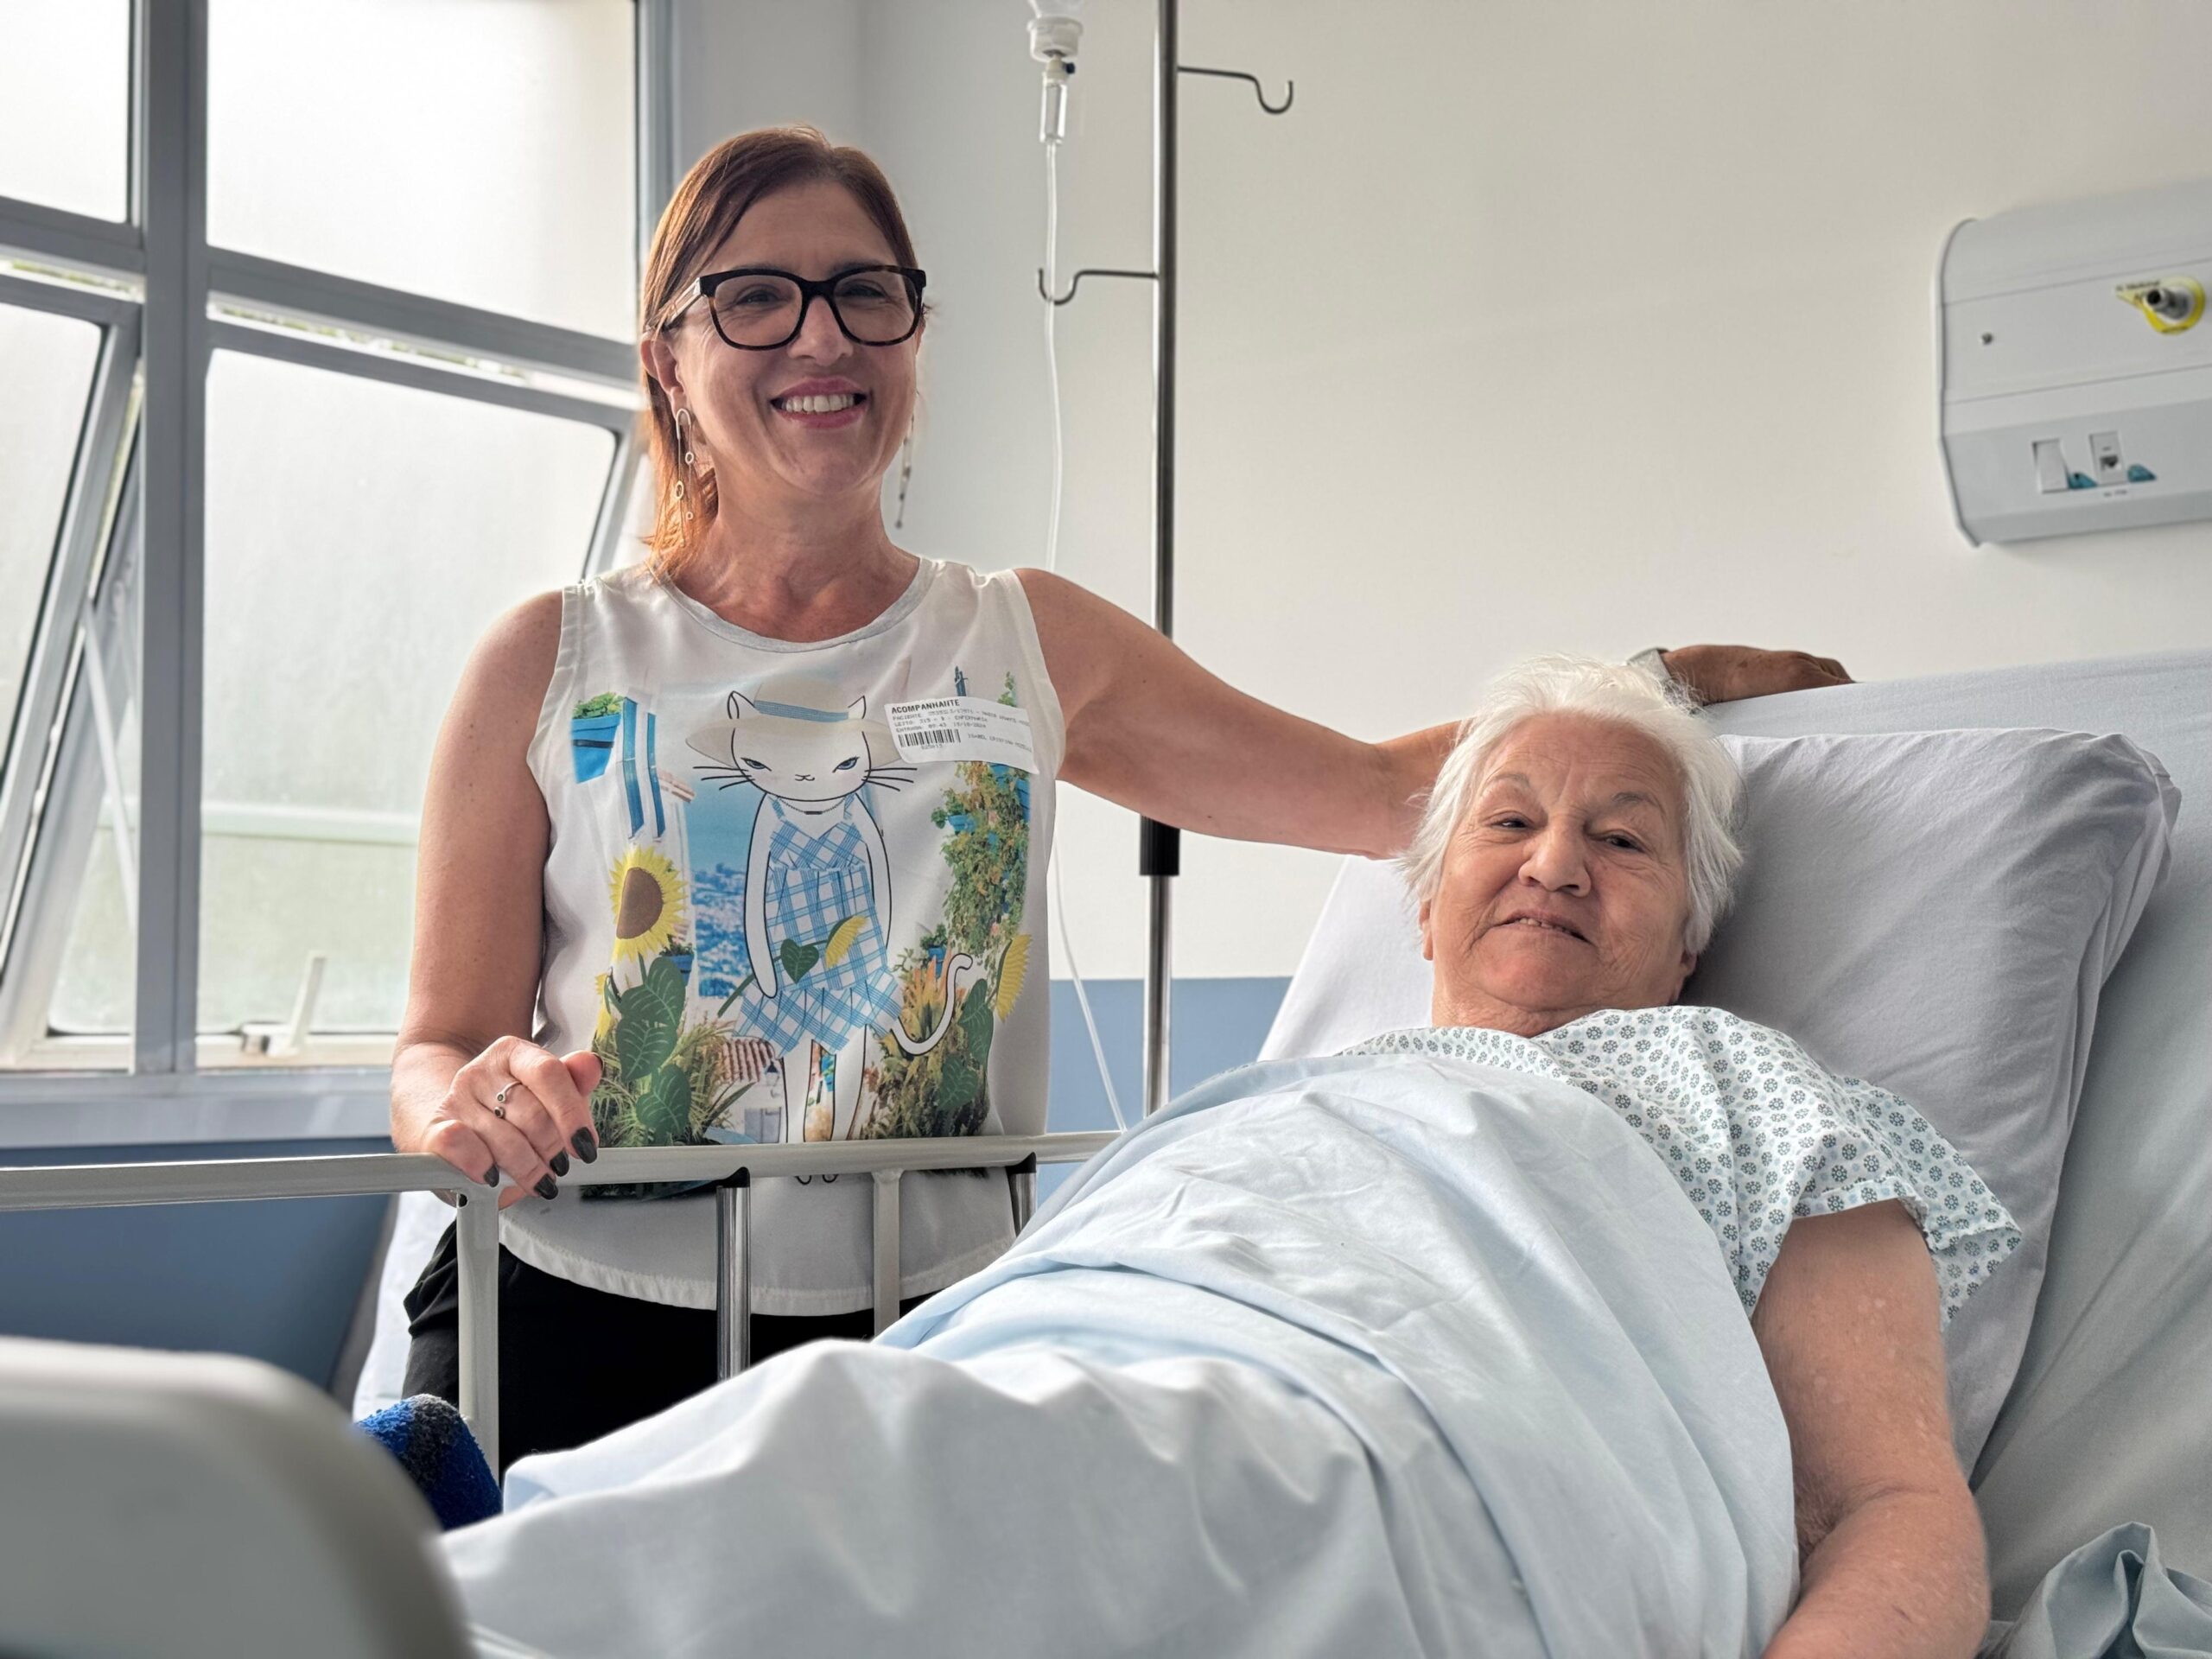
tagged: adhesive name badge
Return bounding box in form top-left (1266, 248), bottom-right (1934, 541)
top-left (887, 696), bottom-right (1038, 772)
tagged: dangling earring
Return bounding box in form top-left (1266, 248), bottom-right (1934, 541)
top-left (893, 416), bottom-right (916, 530)
top-left (672, 406), bottom-right (699, 521)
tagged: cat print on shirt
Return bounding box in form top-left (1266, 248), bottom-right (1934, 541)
top-left (680, 682), bottom-right (970, 1147)
top-left (570, 668), bottom-right (1034, 1187)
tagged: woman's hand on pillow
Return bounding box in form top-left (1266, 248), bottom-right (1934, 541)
top-left (1666, 645), bottom-right (1852, 705)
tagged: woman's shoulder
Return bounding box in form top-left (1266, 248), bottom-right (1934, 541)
top-left (920, 555), bottom-right (1038, 614)
top-left (468, 588), bottom-right (567, 692)
top-left (533, 563), bottom-right (699, 649)
top-left (477, 568), bottom-right (637, 654)
top-left (430, 590), bottom-right (569, 779)
top-left (580, 563), bottom-right (658, 606)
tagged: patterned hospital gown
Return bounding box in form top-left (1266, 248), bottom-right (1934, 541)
top-left (1348, 1007), bottom-right (2023, 1329)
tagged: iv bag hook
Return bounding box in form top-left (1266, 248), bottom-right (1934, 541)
top-left (1035, 56), bottom-right (1294, 306)
top-left (1178, 63), bottom-right (1294, 114)
top-left (1037, 266), bottom-right (1160, 307)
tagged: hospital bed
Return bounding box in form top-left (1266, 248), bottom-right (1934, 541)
top-left (0, 645), bottom-right (2206, 1657)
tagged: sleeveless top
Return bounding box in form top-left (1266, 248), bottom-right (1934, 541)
top-left (501, 559), bottom-right (1062, 1315)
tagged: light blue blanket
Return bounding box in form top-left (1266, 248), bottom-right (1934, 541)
top-left (447, 1053), bottom-right (1799, 1656)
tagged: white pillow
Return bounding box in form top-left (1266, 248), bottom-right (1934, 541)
top-left (1262, 728), bottom-right (2177, 1469)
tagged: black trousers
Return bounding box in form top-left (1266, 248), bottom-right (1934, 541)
top-left (402, 1222), bottom-right (923, 1471)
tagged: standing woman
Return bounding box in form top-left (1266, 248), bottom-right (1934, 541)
top-left (391, 127), bottom-right (1845, 1465)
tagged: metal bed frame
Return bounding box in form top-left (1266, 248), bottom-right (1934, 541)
top-left (0, 1131), bottom-right (1116, 1471)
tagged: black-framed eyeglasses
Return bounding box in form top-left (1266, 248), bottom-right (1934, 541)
top-left (659, 264), bottom-right (927, 350)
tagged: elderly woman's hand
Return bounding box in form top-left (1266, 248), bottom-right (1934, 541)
top-left (1665, 645), bottom-right (1852, 704)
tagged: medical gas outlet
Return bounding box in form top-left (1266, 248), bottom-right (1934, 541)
top-left (2117, 276), bottom-right (2204, 334)
top-left (1938, 178), bottom-right (2212, 544)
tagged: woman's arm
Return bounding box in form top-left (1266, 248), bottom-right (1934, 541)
top-left (1751, 1201), bottom-right (1989, 1659)
top-left (391, 593), bottom-right (599, 1208)
top-left (1018, 567), bottom-right (1421, 857)
top-left (1019, 569), bottom-right (1856, 860)
top-left (1662, 645), bottom-right (1851, 704)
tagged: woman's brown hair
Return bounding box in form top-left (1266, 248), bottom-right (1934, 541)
top-left (638, 126), bottom-right (923, 582)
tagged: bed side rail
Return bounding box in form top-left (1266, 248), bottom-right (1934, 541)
top-left (0, 1132), bottom-right (1117, 1471)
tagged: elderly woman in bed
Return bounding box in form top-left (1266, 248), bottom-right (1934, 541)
top-left (1373, 657), bottom-right (2001, 1659)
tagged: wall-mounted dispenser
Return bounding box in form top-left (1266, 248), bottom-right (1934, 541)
top-left (1938, 178), bottom-right (2212, 545)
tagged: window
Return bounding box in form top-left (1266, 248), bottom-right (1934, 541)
top-left (48, 698), bottom-right (137, 1039)
top-left (208, 0), bottom-right (639, 337)
top-left (0, 1), bottom-right (131, 221)
top-left (0, 304), bottom-right (101, 755)
top-left (194, 352), bottom-right (613, 1048)
top-left (0, 3), bottom-right (663, 1081)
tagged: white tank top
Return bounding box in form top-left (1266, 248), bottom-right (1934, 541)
top-left (500, 559), bottom-right (1062, 1314)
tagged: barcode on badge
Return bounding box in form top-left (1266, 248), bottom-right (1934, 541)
top-left (886, 695), bottom-right (1039, 772)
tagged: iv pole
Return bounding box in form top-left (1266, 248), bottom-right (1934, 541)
top-left (1141, 0), bottom-right (1180, 1122)
top-left (1037, 1), bottom-right (1293, 1116)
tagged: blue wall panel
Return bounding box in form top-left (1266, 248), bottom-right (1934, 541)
top-left (0, 1138), bottom-right (391, 1389)
top-left (1040, 976), bottom-right (1289, 1202)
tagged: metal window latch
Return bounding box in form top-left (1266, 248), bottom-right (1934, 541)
top-left (239, 950), bottom-right (327, 1057)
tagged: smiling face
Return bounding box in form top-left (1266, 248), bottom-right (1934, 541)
top-left (645, 178), bottom-right (920, 523)
top-left (1421, 713), bottom-right (1699, 1036)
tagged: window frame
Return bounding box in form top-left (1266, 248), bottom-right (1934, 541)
top-left (0, 0), bottom-right (678, 1137)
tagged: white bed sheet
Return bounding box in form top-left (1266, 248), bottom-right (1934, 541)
top-left (447, 1053), bottom-right (1799, 1657)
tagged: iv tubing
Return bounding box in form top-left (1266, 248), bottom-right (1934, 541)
top-left (1044, 141), bottom-right (1067, 575)
top-left (1041, 136), bottom-right (1127, 1132)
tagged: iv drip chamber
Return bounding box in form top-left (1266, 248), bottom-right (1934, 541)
top-left (1028, 1), bottom-right (1084, 144)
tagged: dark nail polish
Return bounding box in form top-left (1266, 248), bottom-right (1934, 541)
top-left (535, 1175), bottom-right (559, 1200)
top-left (571, 1129), bottom-right (600, 1165)
top-left (481, 1166), bottom-right (499, 1186)
top-left (550, 1151), bottom-right (570, 1178)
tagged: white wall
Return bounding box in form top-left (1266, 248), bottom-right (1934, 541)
top-left (677, 0), bottom-right (2212, 981)
top-left (677, 0), bottom-right (866, 143)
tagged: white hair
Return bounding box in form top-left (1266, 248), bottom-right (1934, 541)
top-left (1401, 655), bottom-right (1745, 956)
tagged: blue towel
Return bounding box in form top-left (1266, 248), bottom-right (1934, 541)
top-left (357, 1394), bottom-right (501, 1531)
